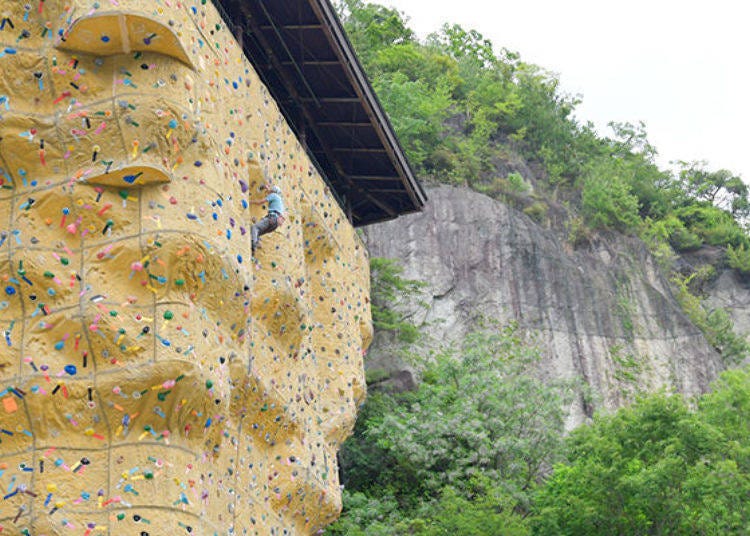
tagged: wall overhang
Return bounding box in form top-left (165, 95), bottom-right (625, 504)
top-left (213, 0), bottom-right (427, 227)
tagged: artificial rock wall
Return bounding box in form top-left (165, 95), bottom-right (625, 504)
top-left (0, 2), bottom-right (372, 534)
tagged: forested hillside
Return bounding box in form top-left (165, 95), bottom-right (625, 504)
top-left (327, 1), bottom-right (750, 534)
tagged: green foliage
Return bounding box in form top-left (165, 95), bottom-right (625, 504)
top-left (727, 243), bottom-right (750, 276)
top-left (505, 171), bottom-right (531, 194)
top-left (674, 203), bottom-right (748, 248)
top-left (704, 308), bottom-right (750, 365)
top-left (565, 215), bottom-right (592, 248)
top-left (604, 122), bottom-right (683, 220)
top-left (326, 492), bottom-right (403, 536)
top-left (699, 368), bottom-right (750, 446)
top-left (371, 72), bottom-right (454, 175)
top-left (329, 324), bottom-right (571, 534)
top-left (342, 373), bottom-right (750, 535)
top-left (336, 0), bottom-right (414, 65)
top-left (671, 272), bottom-right (749, 364)
top-left (377, 326), bottom-right (570, 500)
top-left (338, 0), bottom-right (749, 265)
top-left (476, 172), bottom-right (538, 212)
top-left (655, 214), bottom-right (703, 251)
top-left (610, 346), bottom-right (642, 385)
top-left (337, 0), bottom-right (590, 184)
top-left (370, 257), bottom-right (425, 343)
top-left (580, 161), bottom-right (641, 232)
top-left (523, 201), bottom-right (548, 224)
top-left (431, 24), bottom-right (496, 66)
top-left (614, 290), bottom-right (636, 338)
top-left (676, 160), bottom-right (750, 217)
top-left (412, 480), bottom-right (531, 536)
top-left (639, 220), bottom-right (678, 273)
top-left (533, 394), bottom-right (724, 535)
top-left (329, 482), bottom-right (530, 536)
top-left (534, 369), bottom-right (750, 535)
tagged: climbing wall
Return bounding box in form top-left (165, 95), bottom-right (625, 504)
top-left (0, 1), bottom-right (372, 534)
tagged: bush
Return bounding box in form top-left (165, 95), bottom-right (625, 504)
top-left (581, 166), bottom-right (641, 232)
top-left (674, 204), bottom-right (748, 248)
top-left (370, 257), bottom-right (425, 343)
top-left (566, 216), bottom-right (592, 248)
top-left (505, 171), bottom-right (531, 194)
top-left (534, 370), bottom-right (750, 535)
top-left (640, 219), bottom-right (678, 272)
top-left (727, 244), bottom-right (750, 276)
top-left (331, 324), bottom-right (572, 534)
top-left (659, 214), bottom-right (703, 251)
top-left (671, 272), bottom-right (749, 364)
top-left (523, 201), bottom-right (548, 224)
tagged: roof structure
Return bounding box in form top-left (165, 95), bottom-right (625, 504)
top-left (212, 0), bottom-right (427, 227)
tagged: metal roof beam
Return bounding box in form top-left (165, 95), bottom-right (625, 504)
top-left (241, 2), bottom-right (397, 220)
top-left (256, 0), bottom-right (321, 108)
top-left (309, 0), bottom-right (427, 212)
top-left (281, 60), bottom-right (340, 67)
top-left (333, 148), bottom-right (388, 154)
top-left (259, 24), bottom-right (323, 30)
top-left (213, 0), bottom-right (419, 225)
top-left (349, 175), bottom-right (402, 181)
top-left (318, 121), bottom-right (373, 127)
top-left (298, 97), bottom-right (360, 103)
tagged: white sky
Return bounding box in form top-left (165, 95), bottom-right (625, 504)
top-left (380, 0), bottom-right (750, 180)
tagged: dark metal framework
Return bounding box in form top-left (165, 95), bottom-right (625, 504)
top-left (213, 0), bottom-right (426, 227)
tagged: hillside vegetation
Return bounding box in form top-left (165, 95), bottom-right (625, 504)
top-left (340, 0), bottom-right (749, 258)
top-left (327, 1), bottom-right (750, 534)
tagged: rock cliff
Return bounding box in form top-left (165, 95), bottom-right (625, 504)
top-left (364, 185), bottom-right (725, 425)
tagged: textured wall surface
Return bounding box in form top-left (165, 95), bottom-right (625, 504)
top-left (0, 2), bottom-right (371, 534)
top-left (364, 185), bottom-right (723, 425)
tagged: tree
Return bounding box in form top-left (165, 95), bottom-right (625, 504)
top-left (336, 0), bottom-right (414, 64)
top-left (676, 160), bottom-right (749, 217)
top-left (580, 159), bottom-right (641, 232)
top-left (533, 380), bottom-right (750, 535)
top-left (430, 24), bottom-right (497, 67)
top-left (330, 324), bottom-right (572, 534)
top-left (370, 72), bottom-right (454, 176)
top-left (369, 257), bottom-right (425, 343)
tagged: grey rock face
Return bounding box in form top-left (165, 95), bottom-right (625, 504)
top-left (706, 271), bottom-right (750, 335)
top-left (364, 185), bottom-right (724, 426)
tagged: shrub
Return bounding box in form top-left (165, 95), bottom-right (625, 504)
top-left (532, 393), bottom-right (748, 535)
top-left (674, 204), bottom-right (748, 248)
top-left (331, 324), bottom-right (571, 534)
top-left (581, 168), bottom-right (641, 232)
top-left (671, 272), bottom-right (749, 364)
top-left (505, 171), bottom-right (531, 194)
top-left (566, 216), bottom-right (592, 248)
top-left (523, 201), bottom-right (548, 224)
top-left (370, 257), bottom-right (426, 343)
top-left (658, 215), bottom-right (703, 251)
top-left (727, 244), bottom-right (750, 277)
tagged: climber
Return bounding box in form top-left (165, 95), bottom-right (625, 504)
top-left (250, 182), bottom-right (285, 255)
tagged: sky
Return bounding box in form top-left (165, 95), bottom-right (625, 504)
top-left (380, 0), bottom-right (750, 180)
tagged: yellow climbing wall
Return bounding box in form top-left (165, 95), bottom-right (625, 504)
top-left (0, 1), bottom-right (372, 534)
